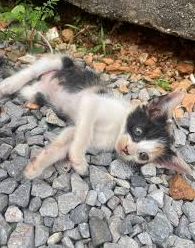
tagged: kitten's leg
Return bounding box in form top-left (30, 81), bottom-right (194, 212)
top-left (69, 96), bottom-right (96, 175)
top-left (25, 126), bottom-right (74, 179)
top-left (0, 54), bottom-right (62, 96)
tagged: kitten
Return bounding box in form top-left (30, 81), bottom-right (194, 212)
top-left (0, 54), bottom-right (194, 179)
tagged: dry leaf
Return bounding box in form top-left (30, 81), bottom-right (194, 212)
top-left (174, 108), bottom-right (184, 119)
top-left (101, 57), bottom-right (114, 65)
top-left (171, 79), bottom-right (192, 91)
top-left (118, 83), bottom-right (129, 93)
top-left (93, 62), bottom-right (106, 72)
top-left (169, 174), bottom-right (195, 200)
top-left (176, 62), bottom-right (194, 74)
top-left (106, 63), bottom-right (121, 72)
top-left (26, 102), bottom-right (40, 110)
top-left (182, 93), bottom-right (195, 112)
top-left (0, 20), bottom-right (8, 30)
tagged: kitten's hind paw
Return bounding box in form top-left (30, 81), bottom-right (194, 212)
top-left (24, 158), bottom-right (43, 180)
top-left (69, 156), bottom-right (89, 176)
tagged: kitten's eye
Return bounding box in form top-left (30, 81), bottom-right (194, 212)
top-left (134, 127), bottom-right (143, 137)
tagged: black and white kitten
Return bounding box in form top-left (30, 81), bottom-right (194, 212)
top-left (0, 54), bottom-right (193, 179)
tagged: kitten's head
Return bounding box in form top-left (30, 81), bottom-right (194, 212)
top-left (115, 91), bottom-right (193, 175)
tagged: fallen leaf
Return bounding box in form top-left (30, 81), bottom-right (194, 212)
top-left (61, 28), bottom-right (74, 43)
top-left (106, 63), bottom-right (121, 72)
top-left (25, 102), bottom-right (40, 110)
top-left (176, 62), bottom-right (194, 74)
top-left (138, 52), bottom-right (149, 64)
top-left (169, 174), bottom-right (195, 200)
top-left (171, 79), bottom-right (192, 91)
top-left (93, 62), bottom-right (106, 72)
top-left (147, 67), bottom-right (161, 79)
top-left (118, 83), bottom-right (129, 93)
top-left (144, 58), bottom-right (155, 66)
top-left (101, 57), bottom-right (114, 65)
top-left (84, 54), bottom-right (93, 65)
top-left (182, 93), bottom-right (195, 112)
top-left (174, 108), bottom-right (184, 119)
top-left (0, 20), bottom-right (8, 30)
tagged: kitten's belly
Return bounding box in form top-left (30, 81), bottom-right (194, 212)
top-left (91, 124), bottom-right (120, 150)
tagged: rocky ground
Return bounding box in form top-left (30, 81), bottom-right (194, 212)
top-left (0, 41), bottom-right (195, 248)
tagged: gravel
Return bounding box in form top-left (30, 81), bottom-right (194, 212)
top-left (31, 179), bottom-right (55, 198)
top-left (8, 223), bottom-right (34, 248)
top-left (39, 197), bottom-right (58, 217)
top-left (137, 197), bottom-right (158, 216)
top-left (1, 56), bottom-right (195, 247)
top-left (9, 181), bottom-right (31, 207)
top-left (5, 205), bottom-right (23, 222)
top-left (89, 217), bottom-right (112, 246)
top-left (147, 213), bottom-right (173, 245)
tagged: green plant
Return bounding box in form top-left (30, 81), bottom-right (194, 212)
top-left (0, 0), bottom-right (60, 49)
top-left (155, 78), bottom-right (170, 91)
top-left (90, 23), bottom-right (107, 55)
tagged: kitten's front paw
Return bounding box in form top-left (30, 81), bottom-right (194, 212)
top-left (0, 78), bottom-right (16, 96)
top-left (69, 154), bottom-right (89, 176)
top-left (24, 158), bottom-right (43, 180)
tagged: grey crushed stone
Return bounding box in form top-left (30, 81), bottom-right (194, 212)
top-left (39, 197), bottom-right (58, 217)
top-left (109, 159), bottom-right (132, 179)
top-left (71, 173), bottom-right (89, 202)
top-left (29, 197), bottom-right (42, 212)
top-left (175, 215), bottom-right (191, 239)
top-left (58, 192), bottom-right (81, 214)
top-left (0, 214), bottom-right (12, 246)
top-left (0, 193), bottom-right (8, 212)
top-left (70, 204), bottom-right (89, 224)
top-left (147, 213), bottom-right (173, 245)
top-left (0, 168), bottom-right (7, 180)
top-left (137, 197), bottom-right (158, 216)
top-left (89, 217), bottom-right (112, 246)
top-left (8, 222), bottom-right (34, 248)
top-left (9, 181), bottom-right (31, 207)
top-left (12, 144), bottom-right (30, 158)
top-left (31, 179), bottom-right (55, 198)
top-left (53, 214), bottom-right (74, 232)
top-left (1, 60), bottom-right (195, 247)
top-left (0, 143), bottom-right (13, 160)
top-left (0, 178), bottom-right (18, 194)
top-left (5, 205), bottom-right (23, 222)
top-left (35, 225), bottom-right (49, 247)
top-left (182, 202), bottom-right (195, 222)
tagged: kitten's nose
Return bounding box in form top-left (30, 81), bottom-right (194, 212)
top-left (122, 146), bottom-right (129, 155)
top-left (139, 152), bottom-right (149, 161)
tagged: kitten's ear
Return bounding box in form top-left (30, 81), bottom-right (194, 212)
top-left (146, 91), bottom-right (185, 118)
top-left (156, 153), bottom-right (194, 177)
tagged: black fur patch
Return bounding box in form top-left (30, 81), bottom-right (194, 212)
top-left (34, 92), bottom-right (46, 107)
top-left (126, 106), bottom-right (172, 151)
top-left (54, 57), bottom-right (101, 93)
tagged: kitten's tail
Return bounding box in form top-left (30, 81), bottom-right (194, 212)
top-left (0, 54), bottom-right (63, 96)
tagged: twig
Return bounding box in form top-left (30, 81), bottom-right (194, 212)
top-left (38, 31), bottom-right (53, 54)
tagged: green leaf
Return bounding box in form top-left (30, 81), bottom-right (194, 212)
top-left (90, 44), bottom-right (102, 53)
top-left (11, 5), bottom-right (25, 15)
top-left (65, 24), bottom-right (80, 30)
top-left (155, 78), bottom-right (170, 91)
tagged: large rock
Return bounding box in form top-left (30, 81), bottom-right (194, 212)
top-left (65, 0), bottom-right (195, 41)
